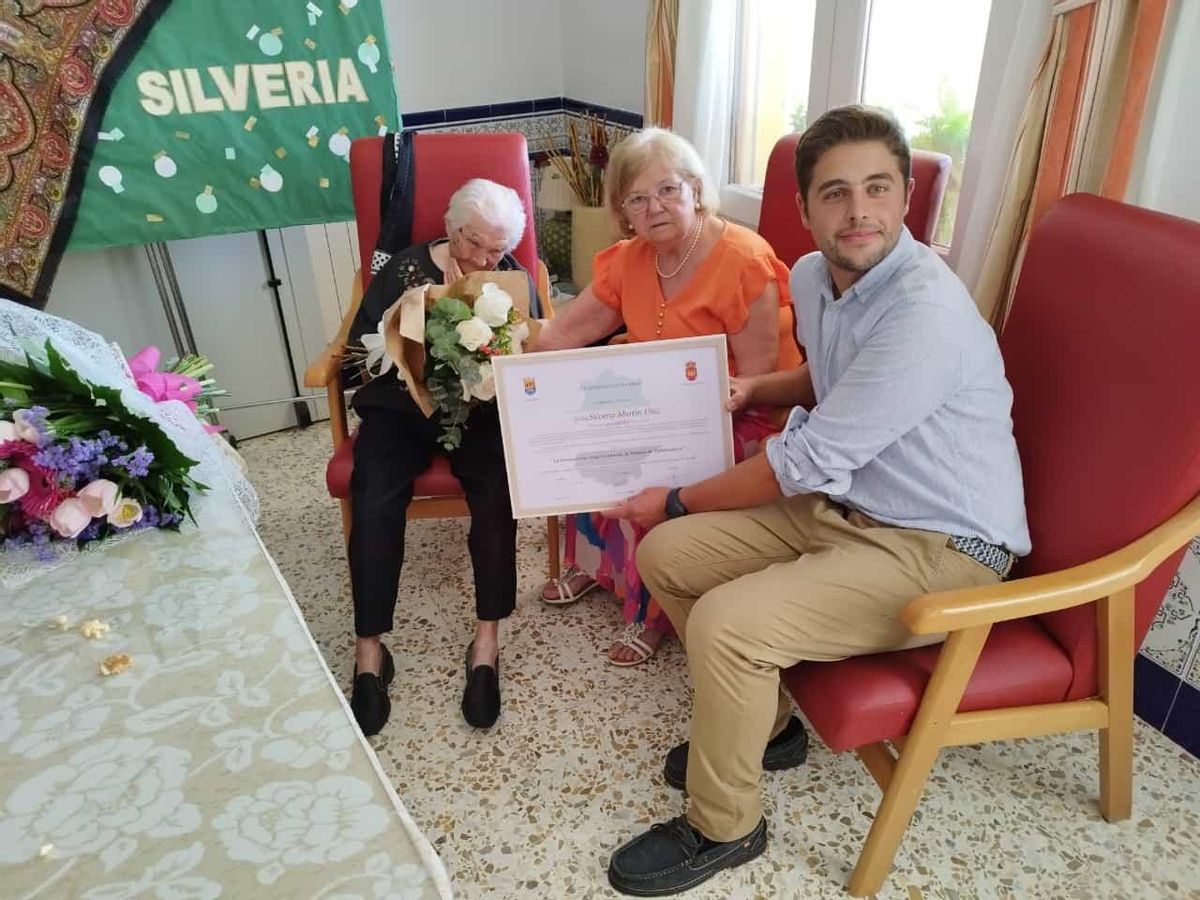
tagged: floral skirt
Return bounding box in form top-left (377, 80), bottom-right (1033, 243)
top-left (563, 409), bottom-right (783, 634)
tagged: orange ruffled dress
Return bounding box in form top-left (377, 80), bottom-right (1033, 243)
top-left (566, 221), bottom-right (803, 638)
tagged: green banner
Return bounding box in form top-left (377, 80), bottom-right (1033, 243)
top-left (69, 0), bottom-right (399, 250)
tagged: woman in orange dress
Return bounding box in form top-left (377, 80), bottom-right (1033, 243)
top-left (531, 128), bottom-right (801, 664)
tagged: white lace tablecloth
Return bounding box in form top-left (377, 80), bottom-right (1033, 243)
top-left (0, 500), bottom-right (452, 900)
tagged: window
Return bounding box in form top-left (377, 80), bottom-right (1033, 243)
top-left (860, 1), bottom-right (992, 245)
top-left (730, 0), bottom-right (818, 187)
top-left (729, 0), bottom-right (993, 248)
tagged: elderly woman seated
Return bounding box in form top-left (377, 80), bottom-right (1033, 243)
top-left (532, 127), bottom-right (803, 666)
top-left (345, 178), bottom-right (535, 736)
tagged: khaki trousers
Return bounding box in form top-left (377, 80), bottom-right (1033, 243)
top-left (637, 493), bottom-right (1000, 841)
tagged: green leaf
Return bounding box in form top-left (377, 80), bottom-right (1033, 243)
top-left (457, 357), bottom-right (480, 383)
top-left (44, 341), bottom-right (95, 399)
top-left (434, 296), bottom-right (472, 323)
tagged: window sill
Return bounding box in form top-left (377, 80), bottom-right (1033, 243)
top-left (720, 184), bottom-right (764, 228)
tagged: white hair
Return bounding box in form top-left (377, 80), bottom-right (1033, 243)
top-left (444, 178), bottom-right (527, 251)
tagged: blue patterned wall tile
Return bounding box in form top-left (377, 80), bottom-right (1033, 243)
top-left (405, 98), bottom-right (644, 132)
top-left (518, 114), bottom-right (572, 152)
top-left (1138, 538), bottom-right (1200, 757)
top-left (449, 104), bottom-right (493, 123)
top-left (584, 105), bottom-right (644, 129)
top-left (1140, 562), bottom-right (1199, 676)
top-left (1187, 626), bottom-right (1200, 690)
top-left (1162, 680), bottom-right (1200, 757)
top-left (401, 99), bottom-right (643, 164)
top-left (419, 113), bottom-right (569, 155)
top-left (1134, 654), bottom-right (1182, 729)
top-left (403, 109), bottom-right (446, 127)
top-left (491, 101), bottom-right (535, 117)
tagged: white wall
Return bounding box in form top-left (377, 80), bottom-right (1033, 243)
top-left (381, 0), bottom-right (648, 113)
top-left (558, 0), bottom-right (648, 113)
top-left (46, 231), bottom-right (324, 441)
top-left (384, 0), bottom-right (564, 110)
top-left (49, 247), bottom-right (177, 357)
top-left (1131, 1), bottom-right (1200, 223)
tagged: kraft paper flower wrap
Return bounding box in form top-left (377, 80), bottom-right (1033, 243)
top-left (377, 270), bottom-right (540, 450)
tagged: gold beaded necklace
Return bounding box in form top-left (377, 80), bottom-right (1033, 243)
top-left (653, 216), bottom-right (705, 338)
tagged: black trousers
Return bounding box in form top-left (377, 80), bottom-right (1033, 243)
top-left (348, 393), bottom-right (518, 636)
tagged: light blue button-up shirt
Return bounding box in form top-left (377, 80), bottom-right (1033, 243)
top-left (765, 228), bottom-right (1031, 555)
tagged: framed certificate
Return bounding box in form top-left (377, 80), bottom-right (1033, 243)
top-left (492, 335), bottom-right (736, 518)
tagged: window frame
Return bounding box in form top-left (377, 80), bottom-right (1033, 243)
top-left (720, 0), bottom-right (993, 255)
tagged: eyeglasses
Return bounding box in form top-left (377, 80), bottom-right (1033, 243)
top-left (457, 228), bottom-right (507, 259)
top-left (621, 181), bottom-right (688, 215)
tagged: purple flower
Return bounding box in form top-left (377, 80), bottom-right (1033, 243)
top-left (9, 519), bottom-right (57, 561)
top-left (132, 504), bottom-right (182, 531)
top-left (78, 521), bottom-right (104, 543)
top-left (33, 435), bottom-right (108, 484)
top-left (13, 407), bottom-right (51, 447)
top-left (113, 445), bottom-right (154, 478)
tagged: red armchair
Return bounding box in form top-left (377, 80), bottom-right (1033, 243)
top-left (757, 132), bottom-right (952, 267)
top-left (304, 133), bottom-right (559, 580)
top-left (782, 193), bottom-right (1200, 895)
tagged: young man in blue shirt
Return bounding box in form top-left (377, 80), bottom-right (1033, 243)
top-left (603, 106), bottom-right (1030, 896)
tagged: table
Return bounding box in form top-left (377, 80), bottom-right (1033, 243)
top-left (0, 498), bottom-right (452, 899)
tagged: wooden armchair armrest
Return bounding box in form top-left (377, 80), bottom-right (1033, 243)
top-left (304, 343), bottom-right (346, 390)
top-left (304, 270), bottom-right (364, 389)
top-left (902, 493), bottom-right (1200, 635)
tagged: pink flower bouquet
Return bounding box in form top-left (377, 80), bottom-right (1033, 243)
top-left (126, 346), bottom-right (227, 433)
top-left (1, 341), bottom-right (207, 559)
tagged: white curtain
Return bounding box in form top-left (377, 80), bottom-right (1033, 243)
top-left (948, 0), bottom-right (1053, 291)
top-left (672, 0), bottom-right (738, 187)
top-left (1128, 1), bottom-right (1197, 217)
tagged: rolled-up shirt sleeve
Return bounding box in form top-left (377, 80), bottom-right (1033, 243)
top-left (766, 302), bottom-right (964, 497)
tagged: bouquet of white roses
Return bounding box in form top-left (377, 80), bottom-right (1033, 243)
top-left (371, 271), bottom-right (538, 451)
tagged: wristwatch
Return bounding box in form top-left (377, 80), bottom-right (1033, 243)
top-left (664, 487), bottom-right (690, 519)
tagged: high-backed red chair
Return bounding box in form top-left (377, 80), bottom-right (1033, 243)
top-left (757, 132), bottom-right (952, 267)
top-left (782, 193), bottom-right (1200, 895)
top-left (304, 133), bottom-right (559, 579)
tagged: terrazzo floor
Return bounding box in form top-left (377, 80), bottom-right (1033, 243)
top-left (239, 425), bottom-right (1200, 900)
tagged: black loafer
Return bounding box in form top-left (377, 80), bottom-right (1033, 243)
top-left (349, 644), bottom-right (394, 737)
top-left (663, 715), bottom-right (808, 790)
top-left (462, 642), bottom-right (500, 729)
top-left (608, 815), bottom-right (767, 896)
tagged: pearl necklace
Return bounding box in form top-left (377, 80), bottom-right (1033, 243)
top-left (654, 216), bottom-right (705, 279)
top-left (653, 216), bottom-right (705, 338)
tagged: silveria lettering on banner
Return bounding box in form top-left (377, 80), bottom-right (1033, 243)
top-left (136, 60), bottom-right (369, 116)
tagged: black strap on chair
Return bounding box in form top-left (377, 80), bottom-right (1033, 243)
top-left (370, 130), bottom-right (416, 276)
